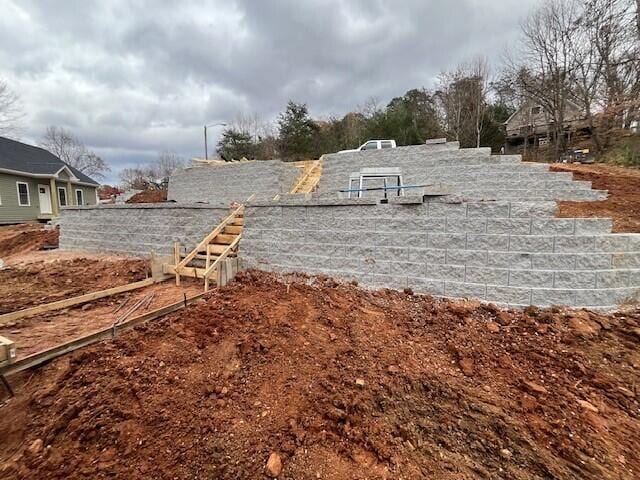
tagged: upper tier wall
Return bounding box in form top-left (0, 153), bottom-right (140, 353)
top-left (58, 204), bottom-right (228, 257)
top-left (168, 160), bottom-right (299, 205)
top-left (240, 198), bottom-right (640, 310)
top-left (318, 144), bottom-right (607, 202)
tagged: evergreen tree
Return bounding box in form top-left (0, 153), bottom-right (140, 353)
top-left (278, 101), bottom-right (318, 160)
top-left (216, 128), bottom-right (256, 161)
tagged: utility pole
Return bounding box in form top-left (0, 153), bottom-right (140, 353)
top-left (203, 122), bottom-right (227, 160)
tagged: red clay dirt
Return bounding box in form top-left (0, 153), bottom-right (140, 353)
top-left (551, 163), bottom-right (640, 233)
top-left (0, 257), bottom-right (148, 315)
top-left (0, 224), bottom-right (59, 260)
top-left (0, 280), bottom-right (202, 358)
top-left (126, 189), bottom-right (167, 203)
top-left (0, 271), bottom-right (638, 479)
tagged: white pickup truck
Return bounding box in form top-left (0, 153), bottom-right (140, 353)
top-left (338, 139), bottom-right (397, 153)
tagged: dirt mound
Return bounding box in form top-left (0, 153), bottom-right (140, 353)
top-left (0, 224), bottom-right (59, 259)
top-left (551, 163), bottom-right (640, 232)
top-left (126, 189), bottom-right (167, 203)
top-left (1, 271), bottom-right (638, 479)
top-left (0, 257), bottom-right (148, 315)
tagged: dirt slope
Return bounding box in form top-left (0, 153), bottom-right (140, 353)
top-left (551, 163), bottom-right (640, 232)
top-left (1, 271), bottom-right (638, 479)
top-left (0, 224), bottom-right (59, 260)
top-left (0, 257), bottom-right (148, 315)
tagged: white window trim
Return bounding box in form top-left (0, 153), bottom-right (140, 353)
top-left (75, 188), bottom-right (84, 205)
top-left (16, 182), bottom-right (31, 207)
top-left (57, 186), bottom-right (68, 207)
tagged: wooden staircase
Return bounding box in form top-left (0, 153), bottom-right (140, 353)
top-left (163, 201), bottom-right (247, 291)
top-left (290, 160), bottom-right (322, 194)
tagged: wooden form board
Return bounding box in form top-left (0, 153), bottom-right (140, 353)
top-left (0, 292), bottom-right (207, 376)
top-left (0, 278), bottom-right (157, 326)
top-left (0, 335), bottom-right (16, 367)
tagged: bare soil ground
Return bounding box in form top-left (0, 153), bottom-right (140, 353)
top-left (551, 163), bottom-right (640, 232)
top-left (126, 189), bottom-right (167, 203)
top-left (0, 255), bottom-right (148, 315)
top-left (0, 224), bottom-right (59, 260)
top-left (0, 280), bottom-right (202, 358)
top-left (0, 271), bottom-right (638, 479)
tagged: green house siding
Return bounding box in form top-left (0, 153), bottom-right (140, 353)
top-left (0, 173), bottom-right (42, 223)
top-left (0, 173), bottom-right (97, 224)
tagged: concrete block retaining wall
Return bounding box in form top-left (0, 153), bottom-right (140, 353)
top-left (168, 160), bottom-right (299, 204)
top-left (240, 198), bottom-right (640, 310)
top-left (58, 204), bottom-right (229, 257)
top-left (318, 144), bottom-right (607, 202)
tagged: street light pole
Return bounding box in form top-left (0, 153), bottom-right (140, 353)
top-left (203, 122), bottom-right (227, 160)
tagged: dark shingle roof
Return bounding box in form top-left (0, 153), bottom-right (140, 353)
top-left (0, 136), bottom-right (99, 185)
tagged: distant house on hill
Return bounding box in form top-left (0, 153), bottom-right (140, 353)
top-left (503, 100), bottom-right (586, 155)
top-left (0, 136), bottom-right (99, 224)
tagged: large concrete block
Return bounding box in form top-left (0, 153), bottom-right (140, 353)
top-left (575, 253), bottom-right (612, 270)
top-left (465, 267), bottom-right (509, 285)
top-left (445, 218), bottom-right (487, 233)
top-left (509, 270), bottom-right (554, 288)
top-left (466, 234), bottom-right (510, 251)
top-left (554, 236), bottom-right (596, 253)
top-left (408, 247), bottom-right (447, 264)
top-left (428, 233), bottom-right (466, 250)
top-left (532, 253), bottom-right (576, 270)
top-left (407, 277), bottom-right (445, 295)
top-left (445, 249), bottom-right (487, 266)
top-left (509, 236), bottom-right (555, 253)
top-left (486, 218), bottom-right (531, 235)
top-left (531, 288), bottom-right (576, 306)
top-left (427, 264), bottom-right (465, 281)
top-left (486, 285), bottom-right (532, 305)
top-left (554, 271), bottom-right (597, 289)
top-left (530, 219), bottom-right (575, 235)
top-left (596, 270), bottom-right (630, 288)
top-left (611, 252), bottom-right (640, 269)
top-left (444, 281), bottom-right (486, 299)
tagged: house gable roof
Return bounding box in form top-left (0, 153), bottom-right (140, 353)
top-left (0, 136), bottom-right (99, 186)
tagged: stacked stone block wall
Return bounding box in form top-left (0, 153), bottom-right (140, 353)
top-left (58, 204), bottom-right (228, 257)
top-left (168, 160), bottom-right (299, 204)
top-left (240, 199), bottom-right (640, 310)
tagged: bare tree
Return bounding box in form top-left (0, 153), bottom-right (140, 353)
top-left (469, 56), bottom-right (491, 148)
top-left (505, 0), bottom-right (582, 157)
top-left (40, 126), bottom-right (110, 180)
top-left (151, 150), bottom-right (185, 183)
top-left (0, 79), bottom-right (23, 138)
top-left (119, 151), bottom-right (185, 190)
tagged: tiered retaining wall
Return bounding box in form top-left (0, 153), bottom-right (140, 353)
top-left (240, 198), bottom-right (640, 310)
top-left (58, 204), bottom-right (228, 257)
top-left (318, 144), bottom-right (607, 202)
top-left (168, 160), bottom-right (299, 204)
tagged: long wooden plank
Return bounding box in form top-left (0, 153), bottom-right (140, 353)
top-left (0, 278), bottom-right (156, 325)
top-left (0, 292), bottom-right (207, 376)
top-left (163, 264), bottom-right (207, 278)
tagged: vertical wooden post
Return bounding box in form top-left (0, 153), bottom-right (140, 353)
top-left (204, 244), bottom-right (211, 292)
top-left (174, 242), bottom-right (181, 286)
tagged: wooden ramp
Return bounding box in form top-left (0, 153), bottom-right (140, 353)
top-left (163, 199), bottom-right (250, 291)
top-left (290, 160), bottom-right (322, 194)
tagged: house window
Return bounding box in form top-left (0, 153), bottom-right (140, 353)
top-left (16, 182), bottom-right (30, 206)
top-left (531, 106), bottom-right (542, 115)
top-left (75, 189), bottom-right (84, 205)
top-left (58, 187), bottom-right (67, 207)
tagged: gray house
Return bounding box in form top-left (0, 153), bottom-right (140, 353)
top-left (0, 136), bottom-right (99, 224)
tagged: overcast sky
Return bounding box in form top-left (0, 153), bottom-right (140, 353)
top-left (0, 0), bottom-right (537, 183)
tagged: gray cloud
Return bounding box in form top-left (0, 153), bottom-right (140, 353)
top-left (0, 0), bottom-right (536, 183)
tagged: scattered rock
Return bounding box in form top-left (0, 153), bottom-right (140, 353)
top-left (81, 303), bottom-right (93, 311)
top-left (569, 312), bottom-right (600, 338)
top-left (403, 287), bottom-right (414, 296)
top-left (485, 321), bottom-right (500, 333)
top-left (27, 439), bottom-right (43, 456)
top-left (520, 394), bottom-right (537, 412)
top-left (265, 452), bottom-right (282, 477)
top-left (535, 324), bottom-right (549, 334)
top-left (387, 365), bottom-right (400, 374)
top-left (459, 357), bottom-right (475, 376)
top-left (577, 399), bottom-right (599, 413)
top-left (355, 379), bottom-right (365, 387)
top-left (500, 448), bottom-right (513, 459)
top-left (495, 311), bottom-right (512, 326)
top-left (523, 381), bottom-right (548, 395)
